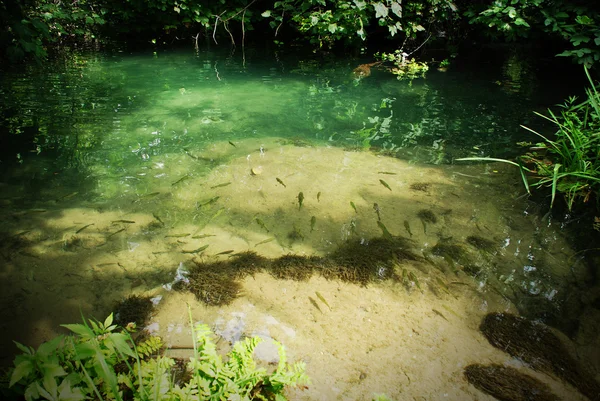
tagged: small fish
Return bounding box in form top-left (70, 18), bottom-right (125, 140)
top-left (350, 219), bottom-right (358, 236)
top-left (96, 262), bottom-right (118, 267)
top-left (435, 277), bottom-right (450, 293)
top-left (310, 216), bottom-right (316, 232)
top-left (255, 237), bottom-right (275, 247)
top-left (379, 179), bottom-right (392, 191)
top-left (378, 171), bottom-right (397, 175)
top-left (317, 192), bottom-right (321, 202)
top-left (408, 271), bottom-right (422, 290)
top-left (402, 268), bottom-right (408, 284)
top-left (308, 296), bottom-right (323, 313)
top-left (297, 192), bottom-right (304, 210)
top-left (198, 196), bottom-right (220, 208)
top-left (76, 223), bottom-right (95, 234)
top-left (255, 217), bottom-right (270, 233)
top-left (276, 177), bottom-right (286, 188)
top-left (171, 175), bottom-right (190, 186)
top-left (315, 291), bottom-right (331, 310)
top-left (192, 234), bottom-right (216, 239)
top-left (107, 228), bottom-right (125, 238)
top-left (133, 192), bottom-right (160, 203)
top-left (112, 220), bottom-right (135, 224)
top-left (165, 233), bottom-right (190, 238)
top-left (228, 141), bottom-right (237, 147)
top-left (373, 203), bottom-right (381, 221)
top-left (209, 207), bottom-right (225, 221)
top-left (216, 250), bottom-right (234, 255)
top-left (210, 182), bottom-right (231, 189)
top-left (432, 308), bottom-right (448, 321)
top-left (62, 192), bottom-right (79, 199)
top-left (377, 221), bottom-right (393, 239)
top-left (152, 213), bottom-right (164, 225)
top-left (182, 244), bottom-right (209, 254)
top-left (403, 220), bottom-right (413, 237)
top-left (350, 201), bottom-right (357, 213)
top-left (421, 220), bottom-right (427, 234)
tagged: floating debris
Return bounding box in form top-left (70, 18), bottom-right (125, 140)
top-left (276, 177), bottom-right (286, 188)
top-left (379, 179), bottom-right (392, 191)
top-left (297, 192), bottom-right (304, 210)
top-left (250, 166), bottom-right (263, 175)
top-left (210, 182), bottom-right (231, 189)
top-left (76, 223), bottom-right (95, 234)
top-left (464, 364), bottom-right (560, 401)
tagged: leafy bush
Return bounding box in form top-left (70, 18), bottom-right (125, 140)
top-left (6, 311), bottom-right (309, 401)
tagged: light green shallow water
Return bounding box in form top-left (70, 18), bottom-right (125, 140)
top-left (0, 46), bottom-right (597, 399)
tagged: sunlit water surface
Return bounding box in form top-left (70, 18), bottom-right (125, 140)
top-left (0, 46), bottom-right (597, 400)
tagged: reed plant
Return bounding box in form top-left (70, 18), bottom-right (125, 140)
top-left (458, 67), bottom-right (600, 211)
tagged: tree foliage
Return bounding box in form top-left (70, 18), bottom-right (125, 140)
top-left (466, 0), bottom-right (600, 66)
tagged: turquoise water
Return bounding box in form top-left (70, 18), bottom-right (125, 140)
top-left (0, 47), bottom-right (597, 391)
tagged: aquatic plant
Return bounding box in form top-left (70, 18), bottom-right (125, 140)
top-left (458, 67), bottom-right (600, 211)
top-left (6, 311), bottom-right (309, 401)
top-left (480, 312), bottom-right (600, 400)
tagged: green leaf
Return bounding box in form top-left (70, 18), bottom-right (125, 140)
top-left (103, 313), bottom-right (114, 329)
top-left (373, 3), bottom-right (388, 19)
top-left (390, 2), bottom-right (402, 18)
top-left (57, 378), bottom-right (86, 401)
top-left (41, 362), bottom-right (67, 378)
top-left (37, 335), bottom-right (64, 357)
top-left (62, 324), bottom-right (94, 338)
top-left (261, 10), bottom-right (271, 18)
top-left (107, 333), bottom-right (135, 358)
top-left (328, 23), bottom-right (337, 34)
top-left (10, 360), bottom-right (34, 387)
top-left (14, 341), bottom-right (33, 355)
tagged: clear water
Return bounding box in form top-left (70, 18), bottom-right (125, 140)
top-left (0, 46), bottom-right (596, 386)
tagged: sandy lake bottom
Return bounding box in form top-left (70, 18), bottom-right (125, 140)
top-left (0, 138), bottom-right (596, 400)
